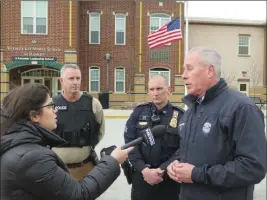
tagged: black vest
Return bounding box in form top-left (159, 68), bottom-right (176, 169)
top-left (136, 103), bottom-right (183, 167)
top-left (53, 94), bottom-right (100, 148)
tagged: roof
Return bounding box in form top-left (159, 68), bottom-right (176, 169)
top-left (187, 17), bottom-right (266, 26)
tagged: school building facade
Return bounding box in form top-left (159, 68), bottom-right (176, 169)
top-left (1, 0), bottom-right (266, 108)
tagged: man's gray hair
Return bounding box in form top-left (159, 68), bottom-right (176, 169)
top-left (60, 64), bottom-right (80, 77)
top-left (188, 46), bottom-right (222, 79)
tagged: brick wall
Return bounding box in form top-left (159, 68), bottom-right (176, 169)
top-left (1, 0), bottom-right (67, 64)
top-left (77, 0), bottom-right (184, 93)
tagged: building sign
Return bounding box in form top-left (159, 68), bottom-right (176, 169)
top-left (6, 46), bottom-right (61, 57)
top-left (12, 56), bottom-right (57, 61)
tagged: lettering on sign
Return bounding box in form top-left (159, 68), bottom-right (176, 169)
top-left (7, 46), bottom-right (61, 52)
top-left (7, 46), bottom-right (62, 57)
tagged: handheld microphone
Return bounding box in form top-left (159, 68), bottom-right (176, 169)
top-left (121, 125), bottom-right (166, 150)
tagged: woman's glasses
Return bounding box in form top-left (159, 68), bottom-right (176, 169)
top-left (39, 102), bottom-right (55, 110)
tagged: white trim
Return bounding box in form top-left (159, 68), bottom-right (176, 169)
top-left (188, 17), bottom-right (266, 26)
top-left (115, 14), bottom-right (126, 45)
top-left (21, 77), bottom-right (44, 85)
top-left (238, 82), bottom-right (249, 96)
top-left (89, 12), bottom-right (100, 44)
top-left (21, 68), bottom-right (59, 76)
top-left (21, 1), bottom-right (48, 35)
top-left (149, 13), bottom-right (171, 34)
top-left (89, 67), bottom-right (100, 93)
top-left (114, 67), bottom-right (125, 93)
top-left (238, 35), bottom-right (250, 56)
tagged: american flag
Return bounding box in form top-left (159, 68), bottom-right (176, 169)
top-left (147, 18), bottom-right (183, 49)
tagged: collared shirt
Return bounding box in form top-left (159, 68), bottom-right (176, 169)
top-left (151, 102), bottom-right (173, 117)
top-left (196, 96), bottom-right (205, 104)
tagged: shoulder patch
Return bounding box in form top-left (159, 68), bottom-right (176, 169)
top-left (172, 105), bottom-right (185, 113)
top-left (135, 102), bottom-right (151, 108)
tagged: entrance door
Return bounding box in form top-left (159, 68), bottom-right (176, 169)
top-left (22, 77), bottom-right (44, 85)
top-left (21, 68), bottom-right (60, 97)
top-left (22, 78), bottom-right (31, 85)
top-left (33, 78), bottom-right (44, 84)
top-left (44, 78), bottom-right (52, 91)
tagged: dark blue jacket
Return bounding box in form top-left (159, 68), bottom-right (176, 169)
top-left (178, 79), bottom-right (266, 200)
top-left (124, 102), bottom-right (184, 172)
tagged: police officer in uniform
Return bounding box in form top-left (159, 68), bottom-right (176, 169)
top-left (52, 64), bottom-right (105, 181)
top-left (124, 74), bottom-right (184, 200)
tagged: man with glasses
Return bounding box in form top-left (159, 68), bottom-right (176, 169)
top-left (52, 64), bottom-right (105, 181)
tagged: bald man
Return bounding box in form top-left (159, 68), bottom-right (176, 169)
top-left (123, 74), bottom-right (184, 200)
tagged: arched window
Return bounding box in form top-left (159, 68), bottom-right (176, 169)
top-left (149, 67), bottom-right (170, 86)
top-left (89, 66), bottom-right (100, 92)
top-left (150, 13), bottom-right (171, 33)
top-left (114, 67), bottom-right (125, 93)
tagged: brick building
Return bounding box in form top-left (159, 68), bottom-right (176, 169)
top-left (1, 0), bottom-right (186, 107)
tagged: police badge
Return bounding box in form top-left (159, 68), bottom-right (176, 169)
top-left (169, 110), bottom-right (179, 128)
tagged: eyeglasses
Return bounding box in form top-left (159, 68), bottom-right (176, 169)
top-left (39, 102), bottom-right (55, 110)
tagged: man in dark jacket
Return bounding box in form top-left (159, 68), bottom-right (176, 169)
top-left (124, 75), bottom-right (184, 200)
top-left (167, 46), bottom-right (266, 200)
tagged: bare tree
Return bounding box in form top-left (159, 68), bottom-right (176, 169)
top-left (221, 70), bottom-right (238, 88)
top-left (248, 62), bottom-right (262, 97)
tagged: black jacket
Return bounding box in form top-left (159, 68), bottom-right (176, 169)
top-left (124, 102), bottom-right (184, 172)
top-left (178, 79), bottom-right (266, 200)
top-left (0, 121), bottom-right (120, 200)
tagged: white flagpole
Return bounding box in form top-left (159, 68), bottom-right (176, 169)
top-left (184, 1), bottom-right (189, 99)
top-left (176, 1), bottom-right (189, 109)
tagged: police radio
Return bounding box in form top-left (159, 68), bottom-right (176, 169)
top-left (151, 110), bottom-right (161, 124)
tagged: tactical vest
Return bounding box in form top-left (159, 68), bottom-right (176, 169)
top-left (136, 103), bottom-right (183, 168)
top-left (53, 93), bottom-right (100, 148)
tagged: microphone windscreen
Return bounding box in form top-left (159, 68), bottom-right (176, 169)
top-left (151, 125), bottom-right (166, 137)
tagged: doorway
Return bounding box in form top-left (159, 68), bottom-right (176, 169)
top-left (21, 68), bottom-right (60, 97)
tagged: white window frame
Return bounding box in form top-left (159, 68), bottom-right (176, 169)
top-left (115, 14), bottom-right (126, 45)
top-left (114, 67), bottom-right (125, 93)
top-left (149, 13), bottom-right (171, 34)
top-left (89, 67), bottom-right (100, 93)
top-left (149, 68), bottom-right (171, 86)
top-left (89, 13), bottom-right (100, 44)
top-left (238, 35), bottom-right (250, 56)
top-left (21, 1), bottom-right (48, 35)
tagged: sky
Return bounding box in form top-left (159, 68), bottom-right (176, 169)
top-left (187, 1), bottom-right (266, 21)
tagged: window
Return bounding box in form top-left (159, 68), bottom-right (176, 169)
top-left (21, 1), bottom-right (48, 34)
top-left (115, 14), bottom-right (126, 45)
top-left (149, 68), bottom-right (170, 86)
top-left (238, 35), bottom-right (250, 56)
top-left (150, 13), bottom-right (171, 34)
top-left (115, 68), bottom-right (125, 93)
top-left (89, 67), bottom-right (100, 92)
top-left (239, 84), bottom-right (247, 91)
top-left (89, 13), bottom-right (100, 44)
top-left (150, 48), bottom-right (171, 62)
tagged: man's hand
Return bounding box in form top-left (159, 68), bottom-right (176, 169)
top-left (167, 160), bottom-right (181, 183)
top-left (141, 167), bottom-right (164, 185)
top-left (172, 162), bottom-right (195, 183)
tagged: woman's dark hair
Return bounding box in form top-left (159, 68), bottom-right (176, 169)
top-left (1, 83), bottom-right (50, 135)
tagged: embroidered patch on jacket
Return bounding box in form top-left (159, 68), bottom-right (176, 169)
top-left (202, 122), bottom-right (212, 135)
